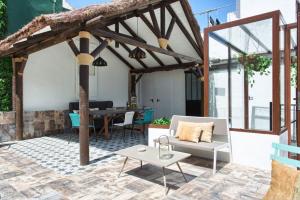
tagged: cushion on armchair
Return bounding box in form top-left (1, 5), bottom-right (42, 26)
top-left (263, 160), bottom-right (300, 200)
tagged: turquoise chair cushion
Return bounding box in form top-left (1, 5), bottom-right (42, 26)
top-left (134, 109), bottom-right (154, 125)
top-left (69, 113), bottom-right (80, 128)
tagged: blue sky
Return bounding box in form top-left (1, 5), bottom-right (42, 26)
top-left (67, 0), bottom-right (236, 29)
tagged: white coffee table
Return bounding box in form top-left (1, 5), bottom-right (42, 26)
top-left (115, 145), bottom-right (191, 194)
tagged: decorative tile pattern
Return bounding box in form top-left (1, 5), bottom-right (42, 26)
top-left (0, 132), bottom-right (270, 200)
top-left (9, 131), bottom-right (147, 175)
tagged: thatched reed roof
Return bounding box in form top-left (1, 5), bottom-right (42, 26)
top-left (0, 0), bottom-right (155, 52)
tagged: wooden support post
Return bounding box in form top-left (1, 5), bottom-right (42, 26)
top-left (78, 31), bottom-right (94, 165)
top-left (13, 57), bottom-right (27, 141)
top-left (284, 26), bottom-right (291, 151)
top-left (12, 60), bottom-right (16, 111)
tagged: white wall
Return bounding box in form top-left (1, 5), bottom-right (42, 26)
top-left (24, 39), bottom-right (129, 111)
top-left (238, 0), bottom-right (296, 23)
top-left (139, 70), bottom-right (186, 118)
top-left (231, 130), bottom-right (288, 170)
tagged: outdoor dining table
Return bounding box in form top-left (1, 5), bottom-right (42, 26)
top-left (90, 107), bottom-right (145, 140)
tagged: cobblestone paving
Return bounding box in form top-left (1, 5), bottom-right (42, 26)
top-left (0, 133), bottom-right (270, 200)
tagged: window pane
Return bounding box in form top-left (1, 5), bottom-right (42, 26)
top-left (208, 18), bottom-right (273, 131)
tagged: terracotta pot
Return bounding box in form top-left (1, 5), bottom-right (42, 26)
top-left (148, 124), bottom-right (170, 129)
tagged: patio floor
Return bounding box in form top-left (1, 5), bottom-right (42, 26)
top-left (0, 131), bottom-right (270, 200)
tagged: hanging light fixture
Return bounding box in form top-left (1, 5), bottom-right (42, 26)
top-left (129, 47), bottom-right (146, 59)
top-left (129, 17), bottom-right (146, 59)
top-left (93, 56), bottom-right (107, 67)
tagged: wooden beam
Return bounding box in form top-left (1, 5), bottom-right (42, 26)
top-left (115, 22), bottom-right (120, 48)
top-left (87, 0), bottom-right (179, 28)
top-left (140, 14), bottom-right (160, 37)
top-left (13, 57), bottom-right (27, 141)
top-left (135, 74), bottom-right (143, 83)
top-left (180, 0), bottom-right (204, 58)
top-left (149, 5), bottom-right (161, 38)
top-left (94, 36), bottom-right (134, 69)
top-left (167, 46), bottom-right (182, 64)
top-left (93, 29), bottom-right (201, 63)
top-left (14, 26), bottom-right (80, 57)
top-left (91, 38), bottom-right (110, 58)
top-left (78, 31), bottom-right (90, 166)
top-left (165, 18), bottom-right (176, 40)
top-left (120, 21), bottom-right (165, 66)
top-left (131, 62), bottom-right (196, 73)
top-left (139, 13), bottom-right (182, 64)
top-left (161, 3), bottom-right (166, 37)
top-left (13, 30), bottom-right (62, 48)
top-left (1, 1), bottom-right (182, 58)
top-left (166, 4), bottom-right (202, 57)
top-left (67, 39), bottom-right (79, 56)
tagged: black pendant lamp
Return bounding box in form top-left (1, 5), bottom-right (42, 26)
top-left (93, 56), bottom-right (107, 67)
top-left (129, 47), bottom-right (146, 59)
top-left (129, 17), bottom-right (146, 59)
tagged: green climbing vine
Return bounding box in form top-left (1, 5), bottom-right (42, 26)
top-left (0, 0), bottom-right (13, 111)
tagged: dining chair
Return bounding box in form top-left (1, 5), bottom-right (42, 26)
top-left (111, 111), bottom-right (135, 141)
top-left (68, 113), bottom-right (96, 143)
top-left (133, 109), bottom-right (154, 137)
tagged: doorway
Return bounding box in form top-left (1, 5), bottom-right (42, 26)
top-left (185, 71), bottom-right (203, 116)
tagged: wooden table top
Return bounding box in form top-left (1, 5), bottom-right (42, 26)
top-left (90, 107), bottom-right (144, 116)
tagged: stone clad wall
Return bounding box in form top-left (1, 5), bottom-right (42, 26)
top-left (0, 110), bottom-right (69, 142)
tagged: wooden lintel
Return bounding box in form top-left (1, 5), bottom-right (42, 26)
top-left (166, 4), bottom-right (202, 57)
top-left (92, 29), bottom-right (202, 63)
top-left (67, 39), bottom-right (80, 56)
top-left (131, 62), bottom-right (197, 74)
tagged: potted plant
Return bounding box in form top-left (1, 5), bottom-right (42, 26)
top-left (291, 56), bottom-right (297, 87)
top-left (148, 117), bottom-right (171, 147)
top-left (238, 54), bottom-right (272, 87)
top-left (149, 117), bottom-right (171, 129)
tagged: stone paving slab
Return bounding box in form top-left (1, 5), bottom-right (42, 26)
top-left (0, 134), bottom-right (270, 200)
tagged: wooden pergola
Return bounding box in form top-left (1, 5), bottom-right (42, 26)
top-left (0, 0), bottom-right (203, 165)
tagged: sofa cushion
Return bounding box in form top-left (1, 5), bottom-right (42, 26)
top-left (176, 121), bottom-right (202, 138)
top-left (175, 121), bottom-right (214, 143)
top-left (178, 125), bottom-right (202, 143)
top-left (199, 122), bottom-right (214, 143)
top-left (263, 160), bottom-right (300, 200)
